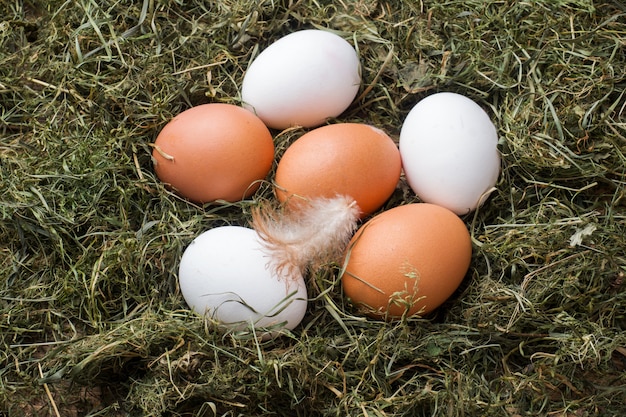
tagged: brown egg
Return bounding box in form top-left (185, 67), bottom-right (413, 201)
top-left (152, 103), bottom-right (274, 203)
top-left (274, 123), bottom-right (401, 218)
top-left (341, 203), bottom-right (472, 319)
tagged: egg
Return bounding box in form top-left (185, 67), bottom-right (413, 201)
top-left (341, 203), bottom-right (472, 319)
top-left (178, 226), bottom-right (308, 338)
top-left (274, 123), bottom-right (402, 218)
top-left (152, 103), bottom-right (274, 203)
top-left (399, 92), bottom-right (500, 215)
top-left (241, 29), bottom-right (361, 130)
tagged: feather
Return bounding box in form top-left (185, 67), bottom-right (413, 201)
top-left (251, 195), bottom-right (361, 279)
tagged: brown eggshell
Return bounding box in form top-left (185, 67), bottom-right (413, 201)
top-left (152, 103), bottom-right (274, 203)
top-left (341, 203), bottom-right (472, 319)
top-left (274, 123), bottom-right (401, 218)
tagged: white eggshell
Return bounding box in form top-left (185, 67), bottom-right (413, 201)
top-left (241, 29), bottom-right (361, 130)
top-left (178, 226), bottom-right (308, 337)
top-left (399, 92), bottom-right (500, 215)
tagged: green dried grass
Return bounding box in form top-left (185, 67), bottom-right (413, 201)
top-left (1, 0), bottom-right (626, 416)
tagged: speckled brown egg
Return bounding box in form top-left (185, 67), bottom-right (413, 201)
top-left (152, 103), bottom-right (274, 203)
top-left (274, 123), bottom-right (401, 218)
top-left (341, 203), bottom-right (472, 319)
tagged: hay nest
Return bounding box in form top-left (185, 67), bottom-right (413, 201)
top-left (1, 1), bottom-right (625, 416)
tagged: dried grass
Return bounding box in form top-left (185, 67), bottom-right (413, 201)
top-left (1, 0), bottom-right (625, 416)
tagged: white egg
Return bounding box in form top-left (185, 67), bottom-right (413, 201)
top-left (399, 92), bottom-right (500, 215)
top-left (241, 29), bottom-right (361, 130)
top-left (178, 226), bottom-right (308, 338)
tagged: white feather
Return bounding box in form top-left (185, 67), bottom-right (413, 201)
top-left (251, 195), bottom-right (361, 278)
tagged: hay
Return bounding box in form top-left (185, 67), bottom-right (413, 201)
top-left (1, 0), bottom-right (625, 416)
